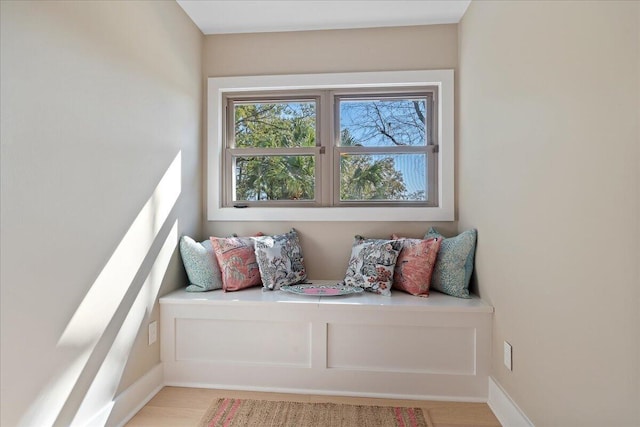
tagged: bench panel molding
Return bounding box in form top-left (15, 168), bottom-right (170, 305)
top-left (175, 319), bottom-right (312, 367)
top-left (160, 282), bottom-right (493, 401)
top-left (326, 323), bottom-right (476, 375)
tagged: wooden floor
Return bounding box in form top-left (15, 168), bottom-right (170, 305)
top-left (126, 387), bottom-right (501, 427)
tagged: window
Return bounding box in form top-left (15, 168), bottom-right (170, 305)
top-left (334, 91), bottom-right (437, 206)
top-left (225, 96), bottom-right (321, 207)
top-left (208, 70), bottom-right (454, 221)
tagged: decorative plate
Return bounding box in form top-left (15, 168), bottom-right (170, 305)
top-left (280, 283), bottom-right (364, 296)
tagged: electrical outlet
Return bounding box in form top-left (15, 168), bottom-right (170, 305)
top-left (148, 321), bottom-right (157, 346)
top-left (504, 341), bottom-right (512, 371)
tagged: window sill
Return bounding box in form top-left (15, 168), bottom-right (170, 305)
top-left (207, 205), bottom-right (454, 222)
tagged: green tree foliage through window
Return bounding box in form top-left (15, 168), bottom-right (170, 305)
top-left (234, 102), bottom-right (316, 149)
top-left (235, 155), bottom-right (315, 201)
top-left (234, 102), bottom-right (315, 201)
top-left (230, 95), bottom-right (428, 203)
top-left (339, 129), bottom-right (408, 201)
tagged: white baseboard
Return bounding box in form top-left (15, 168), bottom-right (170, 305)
top-left (88, 363), bottom-right (164, 427)
top-left (487, 377), bottom-right (534, 427)
top-left (89, 367), bottom-right (520, 427)
top-left (164, 380), bottom-right (488, 403)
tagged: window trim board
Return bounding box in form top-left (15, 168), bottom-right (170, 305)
top-left (207, 70), bottom-right (454, 222)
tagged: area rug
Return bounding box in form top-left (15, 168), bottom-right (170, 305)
top-left (200, 398), bottom-right (428, 427)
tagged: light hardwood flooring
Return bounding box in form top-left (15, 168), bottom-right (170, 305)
top-left (126, 387), bottom-right (502, 427)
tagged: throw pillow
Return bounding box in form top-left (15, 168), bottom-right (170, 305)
top-left (210, 236), bottom-right (262, 292)
top-left (391, 234), bottom-right (442, 297)
top-left (253, 229), bottom-right (307, 290)
top-left (179, 236), bottom-right (223, 292)
top-left (424, 227), bottom-right (477, 298)
top-left (343, 236), bottom-right (402, 296)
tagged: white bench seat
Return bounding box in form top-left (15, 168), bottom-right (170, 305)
top-left (160, 280), bottom-right (494, 401)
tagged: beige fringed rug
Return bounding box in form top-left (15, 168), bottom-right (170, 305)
top-left (200, 398), bottom-right (428, 427)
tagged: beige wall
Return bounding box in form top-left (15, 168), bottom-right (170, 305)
top-left (203, 25), bottom-right (459, 279)
top-left (5, 2), bottom-right (636, 425)
top-left (458, 1), bottom-right (639, 426)
top-left (0, 1), bottom-right (202, 426)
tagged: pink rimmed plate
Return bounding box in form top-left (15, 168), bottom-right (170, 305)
top-left (280, 283), bottom-right (364, 296)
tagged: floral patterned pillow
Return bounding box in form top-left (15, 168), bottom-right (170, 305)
top-left (210, 236), bottom-right (262, 292)
top-left (424, 227), bottom-right (477, 299)
top-left (391, 234), bottom-right (442, 297)
top-left (343, 236), bottom-right (402, 296)
top-left (252, 229), bottom-right (307, 290)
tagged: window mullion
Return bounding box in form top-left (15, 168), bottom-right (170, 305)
top-left (320, 90), bottom-right (333, 207)
top-left (335, 146), bottom-right (430, 155)
top-left (228, 147), bottom-right (319, 156)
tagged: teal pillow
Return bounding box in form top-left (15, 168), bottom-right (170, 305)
top-left (179, 236), bottom-right (223, 292)
top-left (424, 228), bottom-right (477, 298)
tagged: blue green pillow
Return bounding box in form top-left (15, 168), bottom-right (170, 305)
top-left (424, 228), bottom-right (477, 298)
top-left (179, 236), bottom-right (223, 292)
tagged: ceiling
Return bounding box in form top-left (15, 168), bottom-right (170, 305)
top-left (176, 1), bottom-right (471, 35)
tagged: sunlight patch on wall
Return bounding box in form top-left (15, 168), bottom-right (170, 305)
top-left (18, 152), bottom-right (182, 427)
top-left (17, 349), bottom-right (92, 427)
top-left (58, 152), bottom-right (181, 348)
top-left (71, 221), bottom-right (178, 426)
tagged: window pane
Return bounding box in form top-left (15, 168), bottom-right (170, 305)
top-left (234, 101), bottom-right (316, 148)
top-left (339, 97), bottom-right (427, 147)
top-left (234, 155), bottom-right (315, 201)
top-left (340, 153), bottom-right (427, 201)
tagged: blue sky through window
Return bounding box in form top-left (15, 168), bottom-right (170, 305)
top-left (339, 98), bottom-right (428, 198)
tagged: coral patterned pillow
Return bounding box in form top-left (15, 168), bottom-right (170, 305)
top-left (391, 234), bottom-right (442, 297)
top-left (210, 236), bottom-right (262, 292)
top-left (343, 236), bottom-right (402, 296)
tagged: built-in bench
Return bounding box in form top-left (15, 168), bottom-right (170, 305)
top-left (160, 280), bottom-right (493, 401)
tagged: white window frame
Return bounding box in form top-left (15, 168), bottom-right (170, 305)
top-left (208, 70), bottom-right (454, 222)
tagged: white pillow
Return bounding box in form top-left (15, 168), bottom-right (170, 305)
top-left (252, 229), bottom-right (307, 290)
top-left (343, 236), bottom-right (402, 296)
